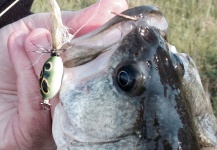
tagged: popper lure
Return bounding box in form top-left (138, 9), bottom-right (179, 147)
top-left (39, 0), bottom-right (103, 109)
top-left (39, 0), bottom-right (72, 109)
top-left (39, 49), bottom-right (64, 109)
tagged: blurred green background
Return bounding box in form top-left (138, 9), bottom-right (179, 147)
top-left (31, 0), bottom-right (217, 115)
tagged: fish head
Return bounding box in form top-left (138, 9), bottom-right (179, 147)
top-left (53, 26), bottom-right (199, 149)
top-left (52, 5), bottom-right (204, 149)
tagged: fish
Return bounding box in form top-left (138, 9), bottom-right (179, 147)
top-left (52, 5), bottom-right (217, 150)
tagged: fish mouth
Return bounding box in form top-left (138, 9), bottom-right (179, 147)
top-left (61, 5), bottom-right (168, 68)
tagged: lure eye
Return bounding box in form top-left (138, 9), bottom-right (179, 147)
top-left (44, 62), bottom-right (52, 71)
top-left (114, 63), bottom-right (147, 96)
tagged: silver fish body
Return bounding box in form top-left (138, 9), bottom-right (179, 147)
top-left (53, 6), bottom-right (217, 150)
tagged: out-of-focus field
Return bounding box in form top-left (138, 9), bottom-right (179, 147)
top-left (31, 0), bottom-right (217, 115)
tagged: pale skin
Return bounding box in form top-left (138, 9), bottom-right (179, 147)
top-left (0, 0), bottom-right (128, 149)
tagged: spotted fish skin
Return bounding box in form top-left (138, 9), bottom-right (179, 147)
top-left (39, 54), bottom-right (63, 100)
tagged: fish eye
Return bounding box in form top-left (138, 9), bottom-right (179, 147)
top-left (114, 63), bottom-right (147, 96)
top-left (117, 69), bottom-right (135, 91)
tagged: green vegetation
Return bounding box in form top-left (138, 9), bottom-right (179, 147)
top-left (31, 0), bottom-right (217, 115)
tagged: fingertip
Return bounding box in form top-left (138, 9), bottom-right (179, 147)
top-left (110, 0), bottom-right (129, 14)
top-left (8, 31), bottom-right (30, 74)
top-left (8, 31), bottom-right (43, 111)
top-left (25, 28), bottom-right (51, 52)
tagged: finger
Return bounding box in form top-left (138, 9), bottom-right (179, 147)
top-left (64, 0), bottom-right (128, 37)
top-left (8, 31), bottom-right (45, 112)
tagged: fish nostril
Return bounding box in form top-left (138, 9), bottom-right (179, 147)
top-left (131, 43), bottom-right (139, 54)
top-left (135, 52), bottom-right (140, 57)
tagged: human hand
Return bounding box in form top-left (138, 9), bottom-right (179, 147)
top-left (0, 0), bottom-right (128, 149)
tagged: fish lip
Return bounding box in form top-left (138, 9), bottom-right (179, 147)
top-left (61, 5), bottom-right (168, 68)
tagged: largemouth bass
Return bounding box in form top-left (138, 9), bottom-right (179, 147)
top-left (52, 5), bottom-right (217, 150)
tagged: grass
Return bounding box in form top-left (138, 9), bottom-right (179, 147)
top-left (31, 0), bottom-right (217, 115)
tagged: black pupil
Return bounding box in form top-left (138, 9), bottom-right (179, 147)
top-left (118, 71), bottom-right (129, 86)
top-left (117, 67), bottom-right (135, 92)
top-left (114, 64), bottom-right (146, 96)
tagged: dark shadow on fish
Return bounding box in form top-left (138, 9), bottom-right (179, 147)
top-left (111, 26), bottom-right (200, 149)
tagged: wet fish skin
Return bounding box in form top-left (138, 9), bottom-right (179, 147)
top-left (52, 5), bottom-right (217, 150)
top-left (112, 27), bottom-right (200, 149)
top-left (53, 27), bottom-right (200, 149)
